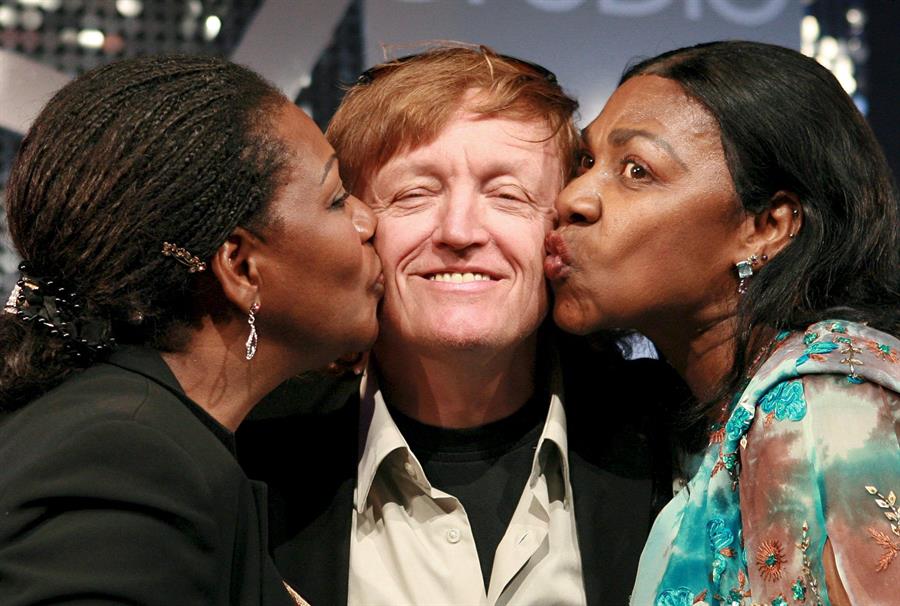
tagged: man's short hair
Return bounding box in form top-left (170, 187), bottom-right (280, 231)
top-left (326, 44), bottom-right (580, 192)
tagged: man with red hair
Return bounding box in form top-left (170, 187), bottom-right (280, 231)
top-left (240, 46), bottom-right (682, 606)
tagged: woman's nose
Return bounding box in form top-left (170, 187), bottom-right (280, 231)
top-left (350, 195), bottom-right (377, 242)
top-left (556, 175), bottom-right (601, 225)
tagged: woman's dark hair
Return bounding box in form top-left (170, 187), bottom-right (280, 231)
top-left (622, 40), bottom-right (899, 428)
top-left (1, 55), bottom-right (289, 409)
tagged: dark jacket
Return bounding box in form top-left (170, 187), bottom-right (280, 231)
top-left (238, 335), bottom-right (686, 606)
top-left (0, 347), bottom-right (294, 606)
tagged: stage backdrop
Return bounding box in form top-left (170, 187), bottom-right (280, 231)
top-left (364, 0), bottom-right (801, 125)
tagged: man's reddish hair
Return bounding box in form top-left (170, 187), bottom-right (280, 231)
top-left (326, 44), bottom-right (580, 192)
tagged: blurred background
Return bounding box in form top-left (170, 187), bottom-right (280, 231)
top-left (1, 0), bottom-right (897, 293)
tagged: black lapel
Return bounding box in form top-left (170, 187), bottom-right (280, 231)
top-left (570, 450), bottom-right (653, 605)
top-left (560, 342), bottom-right (680, 606)
top-left (271, 474), bottom-right (354, 605)
top-left (237, 382), bottom-right (360, 605)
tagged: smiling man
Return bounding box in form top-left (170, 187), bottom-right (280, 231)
top-left (363, 97), bottom-right (561, 429)
top-left (238, 46), bottom-right (683, 606)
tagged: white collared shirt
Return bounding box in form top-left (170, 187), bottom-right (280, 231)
top-left (348, 371), bottom-right (587, 606)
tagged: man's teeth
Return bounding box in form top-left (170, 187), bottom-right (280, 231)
top-left (429, 272), bottom-right (492, 283)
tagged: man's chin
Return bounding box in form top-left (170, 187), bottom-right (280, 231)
top-left (408, 322), bottom-right (538, 353)
top-left (426, 332), bottom-right (504, 351)
top-left (377, 308), bottom-right (544, 355)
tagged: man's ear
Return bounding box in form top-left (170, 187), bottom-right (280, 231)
top-left (737, 190), bottom-right (802, 262)
top-left (210, 227), bottom-right (261, 313)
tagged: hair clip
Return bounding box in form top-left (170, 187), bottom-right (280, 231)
top-left (4, 283), bottom-right (22, 314)
top-left (161, 242), bottom-right (207, 273)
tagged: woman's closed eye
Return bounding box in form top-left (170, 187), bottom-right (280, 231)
top-left (330, 190), bottom-right (350, 209)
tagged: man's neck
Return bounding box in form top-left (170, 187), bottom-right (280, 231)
top-left (373, 333), bottom-right (538, 429)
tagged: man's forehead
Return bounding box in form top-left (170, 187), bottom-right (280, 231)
top-left (375, 113), bottom-right (558, 170)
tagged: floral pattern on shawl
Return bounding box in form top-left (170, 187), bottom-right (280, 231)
top-left (631, 321), bottom-right (900, 605)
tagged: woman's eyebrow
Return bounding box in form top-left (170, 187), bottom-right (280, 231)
top-left (320, 153), bottom-right (337, 184)
top-left (607, 127), bottom-right (688, 170)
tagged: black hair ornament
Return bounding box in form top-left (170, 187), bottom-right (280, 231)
top-left (4, 262), bottom-right (115, 361)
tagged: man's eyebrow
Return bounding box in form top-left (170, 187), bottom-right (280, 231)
top-left (607, 128), bottom-right (688, 171)
top-left (320, 153), bottom-right (337, 185)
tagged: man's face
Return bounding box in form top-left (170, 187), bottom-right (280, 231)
top-left (362, 107), bottom-right (564, 354)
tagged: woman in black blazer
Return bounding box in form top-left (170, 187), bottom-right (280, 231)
top-left (0, 55), bottom-right (383, 605)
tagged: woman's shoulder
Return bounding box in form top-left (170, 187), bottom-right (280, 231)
top-left (0, 360), bottom-right (240, 496)
top-left (738, 322), bottom-right (899, 603)
top-left (5, 362), bottom-right (174, 438)
top-left (0, 362), bottom-right (259, 605)
top-left (739, 320), bottom-right (898, 491)
top-left (743, 320), bottom-right (898, 406)
top-left (1, 362), bottom-right (161, 443)
top-left (719, 320), bottom-right (897, 472)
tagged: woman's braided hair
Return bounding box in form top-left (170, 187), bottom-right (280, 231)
top-left (1, 54), bottom-right (289, 409)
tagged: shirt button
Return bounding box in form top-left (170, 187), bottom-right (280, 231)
top-left (446, 528), bottom-right (461, 544)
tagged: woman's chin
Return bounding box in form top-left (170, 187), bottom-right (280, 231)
top-left (345, 316), bottom-right (381, 361)
top-left (552, 299), bottom-right (600, 336)
top-left (355, 321), bottom-right (380, 354)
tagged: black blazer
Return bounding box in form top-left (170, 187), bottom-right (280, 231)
top-left (238, 337), bottom-right (686, 606)
top-left (0, 347), bottom-right (294, 606)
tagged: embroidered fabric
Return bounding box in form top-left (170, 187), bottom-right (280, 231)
top-left (631, 320), bottom-right (900, 606)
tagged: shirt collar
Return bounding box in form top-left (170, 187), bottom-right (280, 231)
top-left (355, 359), bottom-right (573, 514)
top-left (530, 389), bottom-right (572, 506)
top-left (356, 370), bottom-right (411, 512)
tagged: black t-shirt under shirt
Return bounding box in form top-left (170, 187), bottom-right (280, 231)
top-left (388, 394), bottom-right (547, 591)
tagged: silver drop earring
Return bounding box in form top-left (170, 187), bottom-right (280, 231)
top-left (736, 254), bottom-right (759, 295)
top-left (245, 302), bottom-right (260, 360)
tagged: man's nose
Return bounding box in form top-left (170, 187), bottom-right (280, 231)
top-left (432, 192), bottom-right (490, 250)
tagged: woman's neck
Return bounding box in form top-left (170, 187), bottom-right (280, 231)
top-left (648, 315), bottom-right (738, 405)
top-left (160, 317), bottom-right (298, 432)
top-left (648, 312), bottom-right (777, 415)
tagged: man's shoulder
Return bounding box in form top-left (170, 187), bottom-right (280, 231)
top-left (561, 350), bottom-right (686, 461)
top-left (235, 374), bottom-right (359, 604)
top-left (236, 373), bottom-right (360, 525)
top-left (237, 372), bottom-right (361, 466)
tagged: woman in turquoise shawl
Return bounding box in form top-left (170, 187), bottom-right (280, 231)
top-left (544, 41), bottom-right (899, 604)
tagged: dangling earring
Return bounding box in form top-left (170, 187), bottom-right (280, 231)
top-left (736, 254), bottom-right (759, 295)
top-left (245, 301), bottom-right (260, 361)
